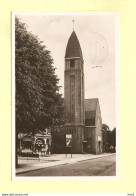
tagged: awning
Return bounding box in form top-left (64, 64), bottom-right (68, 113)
top-left (23, 138), bottom-right (33, 142)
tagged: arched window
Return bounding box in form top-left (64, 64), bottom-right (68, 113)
top-left (70, 59), bottom-right (74, 68)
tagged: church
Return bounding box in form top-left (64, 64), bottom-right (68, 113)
top-left (63, 30), bottom-right (103, 154)
top-left (18, 30), bottom-right (103, 155)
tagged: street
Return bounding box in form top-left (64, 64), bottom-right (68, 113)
top-left (17, 154), bottom-right (116, 176)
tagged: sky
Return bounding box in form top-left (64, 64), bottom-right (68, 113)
top-left (16, 12), bottom-right (116, 130)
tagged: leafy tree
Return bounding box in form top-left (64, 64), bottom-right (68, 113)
top-left (102, 124), bottom-right (116, 152)
top-left (111, 128), bottom-right (116, 147)
top-left (15, 17), bottom-right (64, 135)
top-left (102, 123), bottom-right (110, 131)
top-left (102, 123), bottom-right (111, 152)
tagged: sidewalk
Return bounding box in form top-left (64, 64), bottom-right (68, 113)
top-left (16, 153), bottom-right (116, 175)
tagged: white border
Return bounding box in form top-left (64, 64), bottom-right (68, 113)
top-left (0, 193), bottom-right (130, 196)
top-left (12, 11), bottom-right (119, 181)
top-left (12, 12), bottom-right (16, 181)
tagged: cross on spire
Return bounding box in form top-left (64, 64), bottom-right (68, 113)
top-left (72, 20), bottom-right (74, 31)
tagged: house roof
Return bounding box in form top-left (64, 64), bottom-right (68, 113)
top-left (65, 31), bottom-right (83, 59)
top-left (84, 98), bottom-right (98, 112)
top-left (85, 111), bottom-right (96, 119)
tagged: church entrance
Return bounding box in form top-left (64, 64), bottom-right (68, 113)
top-left (83, 141), bottom-right (92, 153)
top-left (83, 141), bottom-right (87, 152)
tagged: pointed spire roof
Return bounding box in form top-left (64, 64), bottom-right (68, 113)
top-left (65, 31), bottom-right (83, 59)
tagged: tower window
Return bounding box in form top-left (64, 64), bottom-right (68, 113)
top-left (70, 59), bottom-right (74, 68)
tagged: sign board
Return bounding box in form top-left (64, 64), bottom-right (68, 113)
top-left (65, 134), bottom-right (72, 158)
top-left (66, 138), bottom-right (72, 147)
top-left (66, 134), bottom-right (72, 139)
top-left (98, 136), bottom-right (102, 141)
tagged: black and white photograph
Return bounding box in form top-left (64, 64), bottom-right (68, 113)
top-left (12, 12), bottom-right (118, 178)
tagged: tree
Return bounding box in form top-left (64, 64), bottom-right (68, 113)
top-left (102, 124), bottom-right (116, 152)
top-left (111, 128), bottom-right (116, 148)
top-left (15, 17), bottom-right (64, 135)
top-left (102, 123), bottom-right (111, 152)
top-left (102, 124), bottom-right (110, 131)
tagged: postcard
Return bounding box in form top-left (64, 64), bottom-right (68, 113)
top-left (0, 0), bottom-right (136, 194)
top-left (12, 11), bottom-right (118, 180)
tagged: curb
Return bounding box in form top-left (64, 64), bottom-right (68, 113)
top-left (16, 162), bottom-right (69, 175)
top-left (16, 153), bottom-right (116, 175)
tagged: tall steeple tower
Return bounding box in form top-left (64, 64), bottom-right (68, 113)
top-left (64, 30), bottom-right (85, 153)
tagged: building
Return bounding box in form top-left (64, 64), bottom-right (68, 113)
top-left (84, 98), bottom-right (102, 154)
top-left (18, 129), bottom-right (52, 155)
top-left (63, 30), bottom-right (103, 154)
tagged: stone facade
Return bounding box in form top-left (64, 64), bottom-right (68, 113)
top-left (84, 99), bottom-right (102, 154)
top-left (63, 30), bottom-right (102, 154)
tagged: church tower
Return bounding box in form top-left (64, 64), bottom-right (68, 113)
top-left (64, 31), bottom-right (85, 153)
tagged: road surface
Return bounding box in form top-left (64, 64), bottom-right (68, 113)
top-left (17, 154), bottom-right (116, 176)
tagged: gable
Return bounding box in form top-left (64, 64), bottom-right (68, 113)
top-left (84, 98), bottom-right (101, 126)
top-left (85, 98), bottom-right (98, 111)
